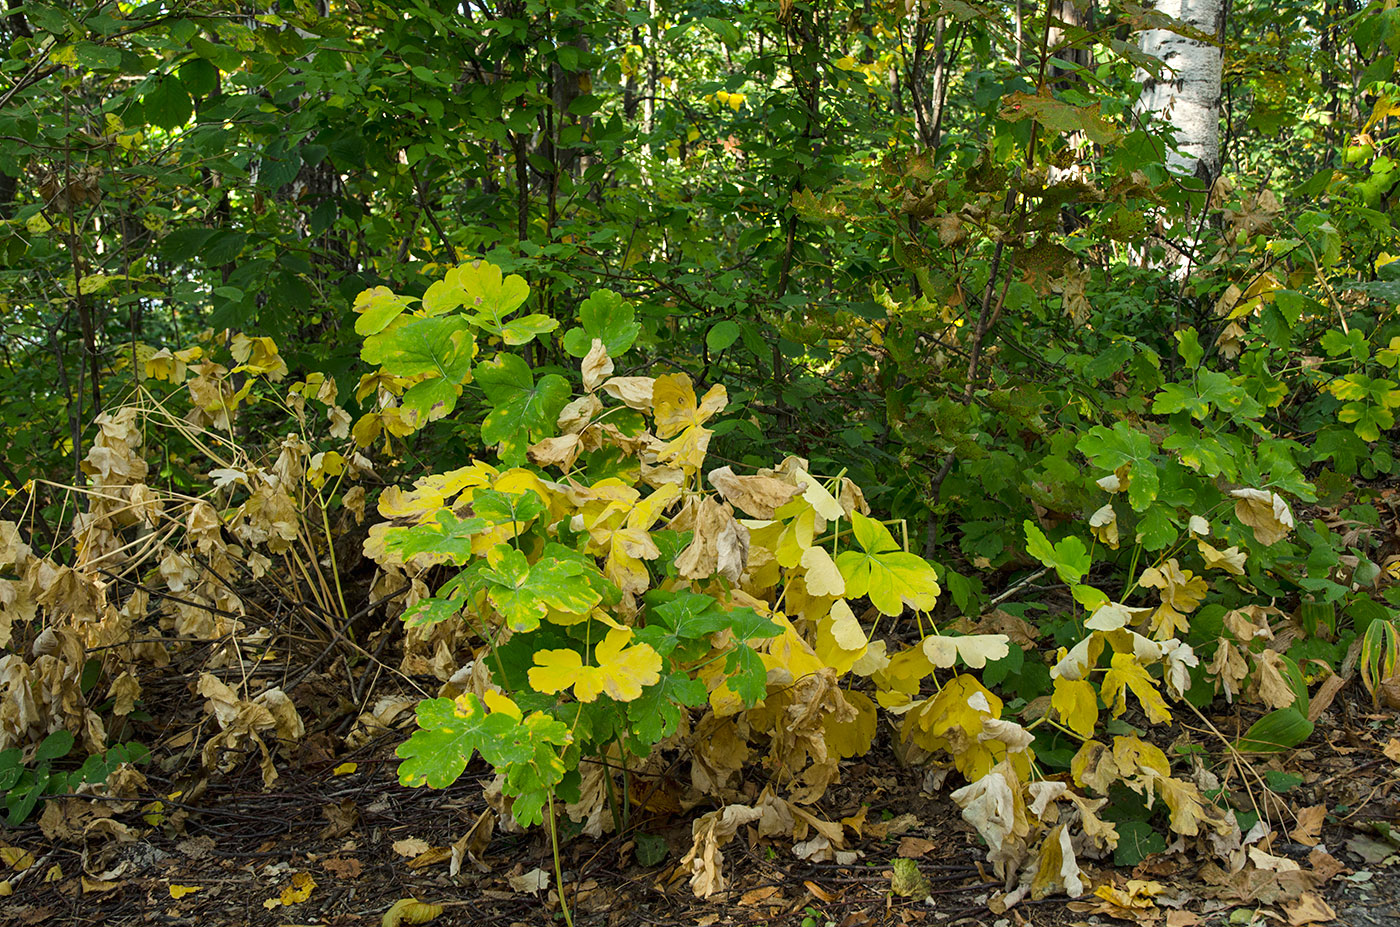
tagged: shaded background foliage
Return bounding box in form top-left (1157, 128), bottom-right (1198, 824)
top-left (0, 0), bottom-right (1397, 596)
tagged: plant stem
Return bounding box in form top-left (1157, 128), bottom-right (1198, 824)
top-left (546, 790), bottom-right (574, 927)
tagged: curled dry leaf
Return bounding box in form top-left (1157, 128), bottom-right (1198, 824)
top-left (674, 498), bottom-right (749, 581)
top-left (707, 465), bottom-right (801, 519)
top-left (1088, 504), bottom-right (1118, 549)
top-left (1230, 488), bottom-right (1295, 546)
top-left (678, 803), bottom-right (764, 898)
top-left (600, 376), bottom-right (654, 410)
top-left (581, 338), bottom-right (614, 392)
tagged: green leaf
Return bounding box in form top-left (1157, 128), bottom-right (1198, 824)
top-left (1175, 328), bottom-right (1203, 368)
top-left (495, 313), bottom-right (559, 346)
top-left (724, 645), bottom-right (768, 705)
top-left (400, 377), bottom-right (460, 421)
top-left (361, 315), bottom-right (475, 381)
top-left (472, 488), bottom-right (547, 526)
top-left (706, 320), bottom-right (741, 353)
top-left (627, 672), bottom-right (708, 743)
top-left (397, 694), bottom-right (570, 827)
top-left (1078, 424), bottom-right (1159, 511)
top-left (481, 545), bottom-right (602, 631)
top-left (35, 730), bottom-right (74, 763)
top-left (562, 289), bottom-right (642, 358)
top-left (1022, 521), bottom-right (1090, 584)
top-left (383, 510), bottom-right (487, 564)
top-left (74, 42), bottom-right (121, 70)
top-left (143, 74), bottom-right (192, 130)
top-left (650, 591), bottom-right (731, 637)
top-left (1236, 708), bottom-right (1314, 753)
top-left (835, 511), bottom-right (941, 616)
top-left (353, 286), bottom-right (416, 336)
top-left (178, 57), bottom-right (219, 97)
top-left (400, 596), bottom-right (463, 629)
top-left (634, 833), bottom-right (670, 866)
top-left (477, 355), bottom-right (571, 461)
top-left (1113, 820), bottom-right (1166, 866)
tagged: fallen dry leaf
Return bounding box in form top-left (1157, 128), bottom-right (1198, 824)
top-left (0, 846), bottom-right (34, 871)
top-left (507, 867), bottom-right (550, 895)
top-left (405, 846), bottom-right (452, 870)
top-left (391, 837), bottom-right (430, 859)
top-left (1384, 737), bottom-right (1400, 763)
top-left (896, 836), bottom-right (936, 859)
top-left (322, 857), bottom-right (363, 880)
top-left (739, 885), bottom-right (782, 906)
top-left (1285, 891), bottom-right (1336, 925)
top-left (168, 884), bottom-right (202, 899)
top-left (1290, 805), bottom-right (1326, 847)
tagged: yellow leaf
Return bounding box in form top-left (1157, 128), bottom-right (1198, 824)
top-left (333, 762), bottom-right (358, 776)
top-left (652, 373), bottom-right (726, 438)
top-left (1030, 824), bottom-right (1084, 899)
top-left (1095, 879), bottom-right (1163, 909)
top-left (1154, 775), bottom-right (1221, 837)
top-left (267, 871), bottom-right (316, 907)
top-left (872, 642), bottom-right (939, 709)
top-left (794, 467), bottom-right (844, 521)
top-left (1138, 559), bottom-right (1207, 612)
top-left (903, 675), bottom-right (1016, 781)
top-left (1051, 676), bottom-right (1099, 738)
top-left (814, 599), bottom-right (867, 673)
top-left (1139, 559), bottom-right (1207, 640)
top-left (383, 898), bottom-right (445, 927)
top-left (824, 690), bottom-right (877, 759)
top-left (1112, 733), bottom-right (1172, 781)
top-left (529, 627), bottom-right (661, 702)
top-left (0, 846), bottom-right (34, 870)
top-left (922, 633), bottom-right (1010, 669)
top-left (800, 545), bottom-right (846, 597)
top-left (1197, 539), bottom-right (1247, 574)
top-left (834, 55), bottom-right (859, 70)
top-left (1101, 653), bottom-right (1172, 724)
top-left (1088, 503), bottom-right (1119, 549)
top-left (169, 885), bottom-right (203, 899)
top-left (600, 375), bottom-right (654, 409)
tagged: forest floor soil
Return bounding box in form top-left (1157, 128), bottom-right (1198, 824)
top-left (2, 685), bottom-right (1398, 926)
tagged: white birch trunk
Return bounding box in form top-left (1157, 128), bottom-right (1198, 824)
top-left (1137, 0), bottom-right (1226, 182)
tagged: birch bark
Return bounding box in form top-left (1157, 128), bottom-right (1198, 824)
top-left (1137, 0), bottom-right (1226, 182)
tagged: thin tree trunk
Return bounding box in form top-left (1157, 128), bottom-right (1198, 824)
top-left (1137, 0), bottom-right (1226, 182)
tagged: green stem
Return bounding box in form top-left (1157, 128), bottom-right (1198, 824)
top-left (547, 790), bottom-right (574, 927)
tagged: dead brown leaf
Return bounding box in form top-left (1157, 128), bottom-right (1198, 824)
top-left (896, 836), bottom-right (936, 859)
top-left (1307, 673), bottom-right (1347, 722)
top-left (405, 846), bottom-right (452, 870)
top-left (706, 466), bottom-right (800, 519)
top-left (391, 837), bottom-right (430, 859)
top-left (1289, 805), bottom-right (1326, 847)
top-left (319, 799), bottom-right (358, 839)
top-left (1383, 737), bottom-right (1400, 763)
top-left (739, 885), bottom-right (782, 906)
top-left (1284, 891), bottom-right (1336, 925)
top-left (322, 857), bottom-right (362, 880)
